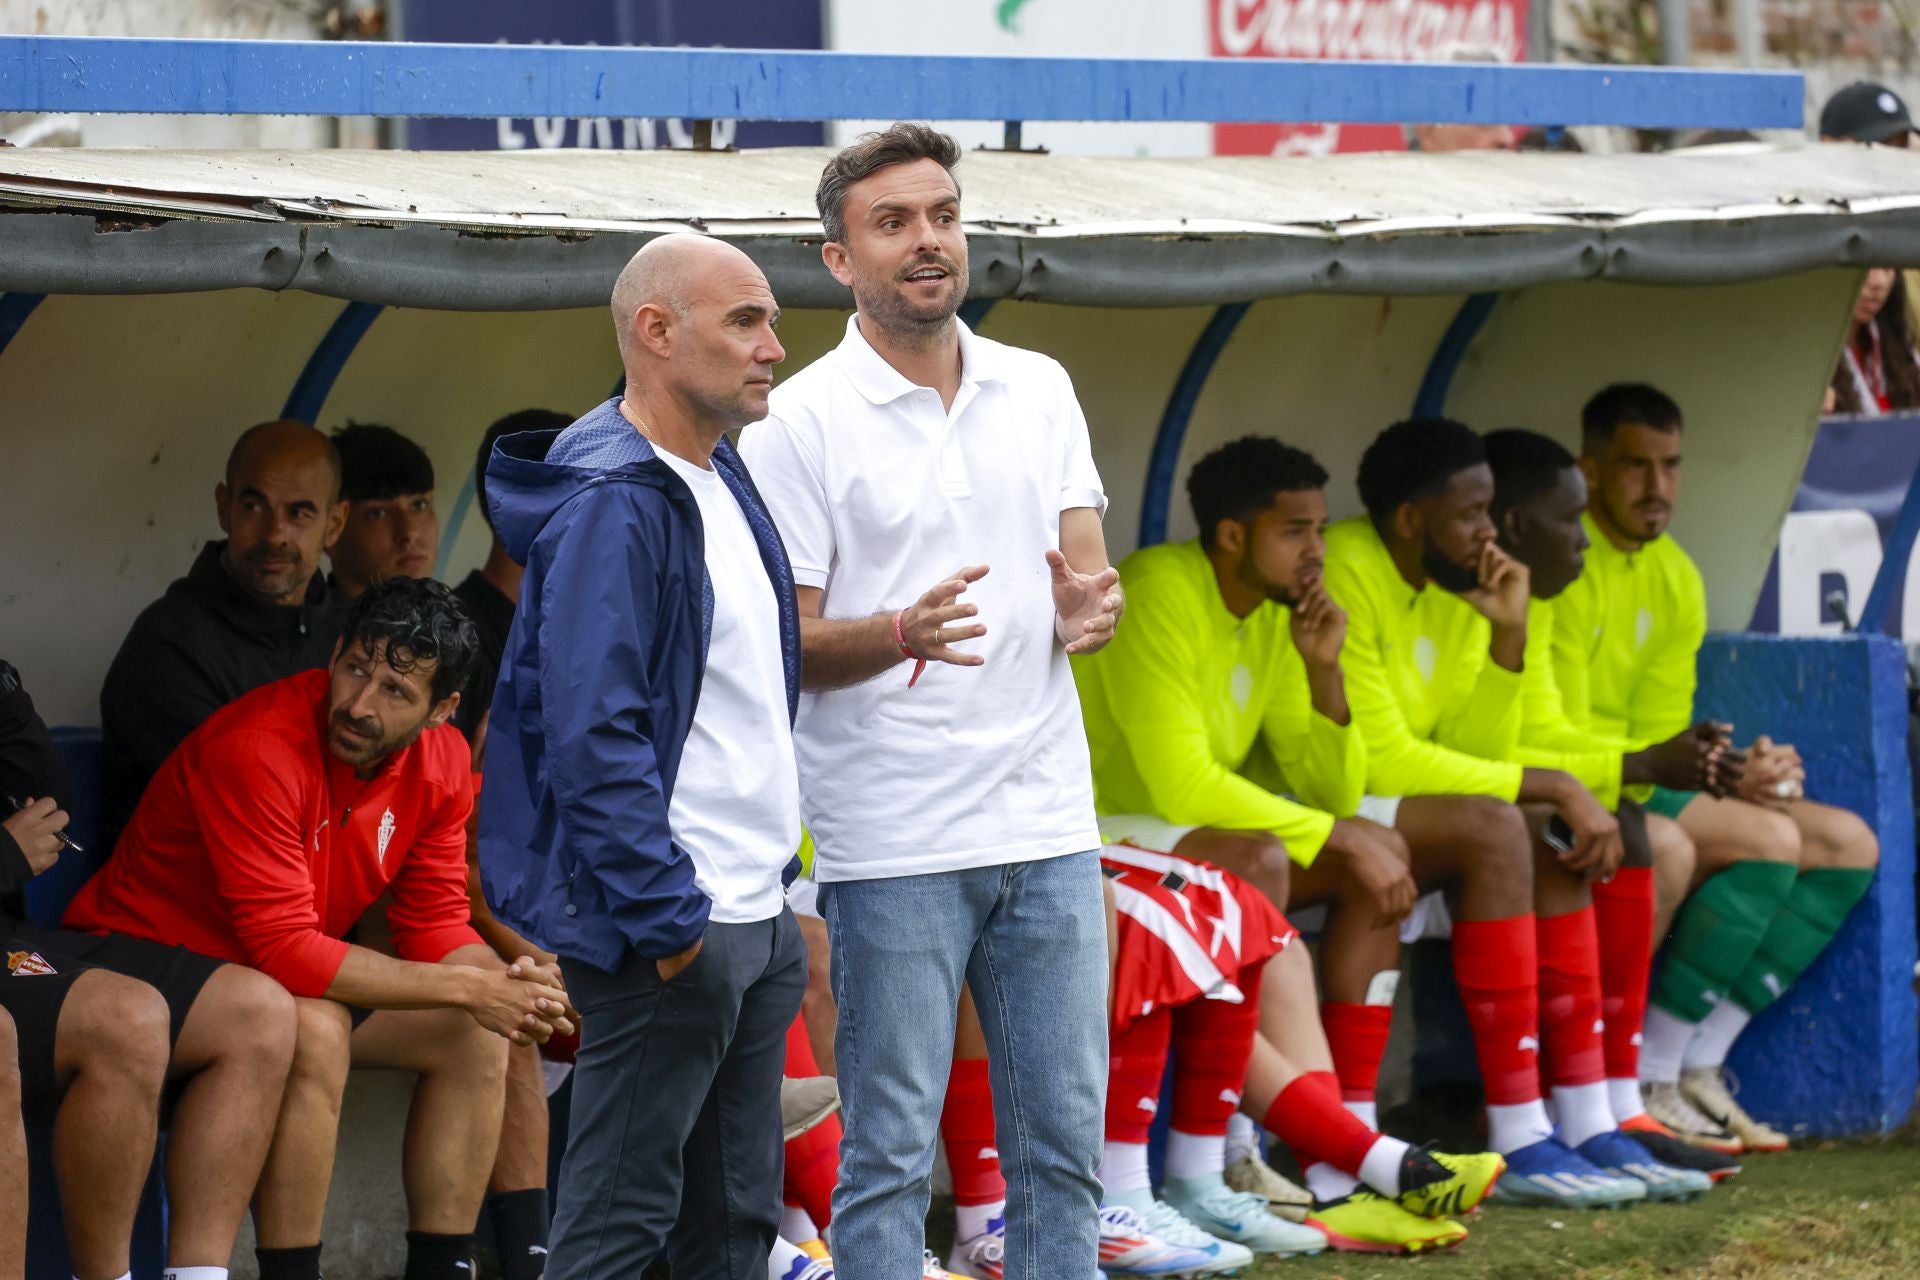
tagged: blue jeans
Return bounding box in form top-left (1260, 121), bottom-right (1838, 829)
top-left (821, 851), bottom-right (1107, 1280)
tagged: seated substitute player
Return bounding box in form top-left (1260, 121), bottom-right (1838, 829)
top-left (12, 669), bottom-right (299, 1280)
top-left (1556, 384), bottom-right (1880, 1154)
top-left (1482, 427), bottom-right (1744, 1189)
top-left (67, 578), bottom-right (573, 1280)
top-left (935, 845), bottom-right (1503, 1270)
top-left (1320, 419), bottom-right (1669, 1209)
top-left (1071, 436), bottom-right (1527, 1236)
top-left (3, 660), bottom-right (227, 1280)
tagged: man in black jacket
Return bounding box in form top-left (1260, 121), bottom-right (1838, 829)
top-left (99, 420), bottom-right (348, 837)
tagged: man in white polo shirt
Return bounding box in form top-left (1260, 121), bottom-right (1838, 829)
top-left (739, 123), bottom-right (1124, 1280)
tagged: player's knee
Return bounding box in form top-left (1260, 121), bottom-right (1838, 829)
top-left (1466, 798), bottom-right (1532, 874)
top-left (1803, 805), bottom-right (1879, 871)
top-left (437, 1008), bottom-right (511, 1089)
top-left (289, 997), bottom-right (354, 1093)
top-left (1203, 830), bottom-right (1291, 890)
top-left (217, 965), bottom-right (298, 1074)
top-left (1648, 815), bottom-right (1697, 882)
top-left (1748, 808), bottom-right (1803, 865)
top-left (66, 969), bottom-right (170, 1094)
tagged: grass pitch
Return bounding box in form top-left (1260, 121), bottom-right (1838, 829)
top-left (1256, 1129), bottom-right (1920, 1280)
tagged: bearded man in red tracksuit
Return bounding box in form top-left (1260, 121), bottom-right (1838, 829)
top-left (67, 577), bottom-right (573, 1280)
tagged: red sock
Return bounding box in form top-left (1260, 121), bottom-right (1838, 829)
top-left (1169, 963), bottom-right (1264, 1135)
top-left (1321, 1002), bottom-right (1393, 1105)
top-left (1106, 1007), bottom-right (1172, 1144)
top-left (1262, 1070), bottom-right (1379, 1174)
top-left (941, 1056), bottom-right (1006, 1208)
top-left (1591, 867), bottom-right (1655, 1082)
top-left (1536, 906), bottom-right (1606, 1088)
top-left (783, 1014), bottom-right (840, 1226)
top-left (1451, 914), bottom-right (1543, 1105)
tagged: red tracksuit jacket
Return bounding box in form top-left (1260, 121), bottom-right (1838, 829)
top-left (66, 668), bottom-right (482, 997)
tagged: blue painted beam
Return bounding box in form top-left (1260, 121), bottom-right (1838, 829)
top-left (1412, 292), bottom-right (1498, 418)
top-left (1139, 302), bottom-right (1250, 549)
top-left (1855, 459), bottom-right (1920, 634)
top-left (0, 37), bottom-right (1804, 129)
top-left (0, 292), bottom-right (45, 361)
top-left (282, 301), bottom-right (382, 425)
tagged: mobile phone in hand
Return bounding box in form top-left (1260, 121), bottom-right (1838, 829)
top-left (1544, 815), bottom-right (1575, 855)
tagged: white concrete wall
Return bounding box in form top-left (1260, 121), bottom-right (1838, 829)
top-left (0, 269), bottom-right (1855, 728)
top-left (0, 0), bottom-right (336, 149)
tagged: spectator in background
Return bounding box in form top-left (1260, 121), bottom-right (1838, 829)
top-left (452, 409), bottom-right (569, 742)
top-left (100, 419), bottom-right (347, 845)
top-left (1829, 268), bottom-right (1920, 414)
top-left (1818, 81), bottom-right (1913, 146)
top-left (69, 579), bottom-right (571, 1280)
top-left (454, 408), bottom-right (570, 1280)
top-left (328, 423), bottom-right (442, 600)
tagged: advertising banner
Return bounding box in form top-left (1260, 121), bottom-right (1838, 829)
top-left (1209, 0), bottom-right (1528, 156)
top-left (1749, 412), bottom-right (1920, 641)
top-left (397, 0), bottom-right (825, 151)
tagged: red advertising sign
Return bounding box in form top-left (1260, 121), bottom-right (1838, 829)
top-left (1210, 0), bottom-right (1529, 155)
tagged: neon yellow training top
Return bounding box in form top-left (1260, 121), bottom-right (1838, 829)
top-left (1321, 518), bottom-right (1524, 801)
top-left (1550, 512), bottom-right (1707, 754)
top-left (1073, 539), bottom-right (1364, 867)
top-left (1516, 595), bottom-right (1632, 809)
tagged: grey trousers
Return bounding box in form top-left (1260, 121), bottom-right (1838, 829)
top-left (550, 909), bottom-right (807, 1280)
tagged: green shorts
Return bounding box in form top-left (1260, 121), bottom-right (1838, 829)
top-left (1645, 785), bottom-right (1699, 820)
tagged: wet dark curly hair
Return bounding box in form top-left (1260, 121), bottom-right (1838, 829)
top-left (338, 576), bottom-right (479, 705)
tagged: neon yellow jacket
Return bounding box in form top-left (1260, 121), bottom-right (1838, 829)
top-left (1073, 540), bottom-right (1363, 866)
top-left (1321, 518), bottom-right (1524, 800)
top-left (1516, 596), bottom-right (1631, 809)
top-left (1550, 513), bottom-right (1707, 754)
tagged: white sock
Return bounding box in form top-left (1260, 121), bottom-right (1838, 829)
top-left (1099, 1141), bottom-right (1152, 1197)
top-left (1608, 1077), bottom-right (1646, 1123)
top-left (1682, 1000), bottom-right (1753, 1072)
top-left (769, 1237), bottom-right (810, 1280)
top-left (1164, 1129), bottom-right (1227, 1180)
top-left (1486, 1099), bottom-right (1555, 1154)
top-left (1343, 1098), bottom-right (1379, 1130)
top-left (779, 1205), bottom-right (818, 1244)
top-left (1637, 1006), bottom-right (1699, 1084)
top-left (1304, 1161), bottom-right (1359, 1202)
top-left (163, 1271), bottom-right (224, 1280)
top-left (1357, 1134), bottom-right (1413, 1198)
top-left (1553, 1081), bottom-right (1616, 1149)
top-left (1224, 1111), bottom-right (1261, 1166)
top-left (954, 1199), bottom-right (1004, 1243)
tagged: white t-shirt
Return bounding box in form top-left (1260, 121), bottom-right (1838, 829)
top-left (652, 445), bottom-right (801, 923)
top-left (738, 315), bottom-right (1106, 882)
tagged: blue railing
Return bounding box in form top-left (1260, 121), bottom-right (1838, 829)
top-left (0, 36), bottom-right (1802, 129)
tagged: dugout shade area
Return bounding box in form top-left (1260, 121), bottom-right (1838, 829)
top-left (0, 142), bottom-right (1915, 1156)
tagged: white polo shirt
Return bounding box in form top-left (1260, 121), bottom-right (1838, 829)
top-left (738, 315), bottom-right (1106, 883)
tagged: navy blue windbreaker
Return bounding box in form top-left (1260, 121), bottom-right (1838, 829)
top-left (476, 398), bottom-right (801, 973)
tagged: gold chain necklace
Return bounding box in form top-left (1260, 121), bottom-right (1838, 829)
top-left (620, 398), bottom-right (658, 445)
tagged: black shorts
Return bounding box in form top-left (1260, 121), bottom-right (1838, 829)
top-left (0, 923), bottom-right (224, 1116)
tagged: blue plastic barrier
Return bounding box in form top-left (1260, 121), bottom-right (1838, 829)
top-left (1701, 633), bottom-right (1919, 1136)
